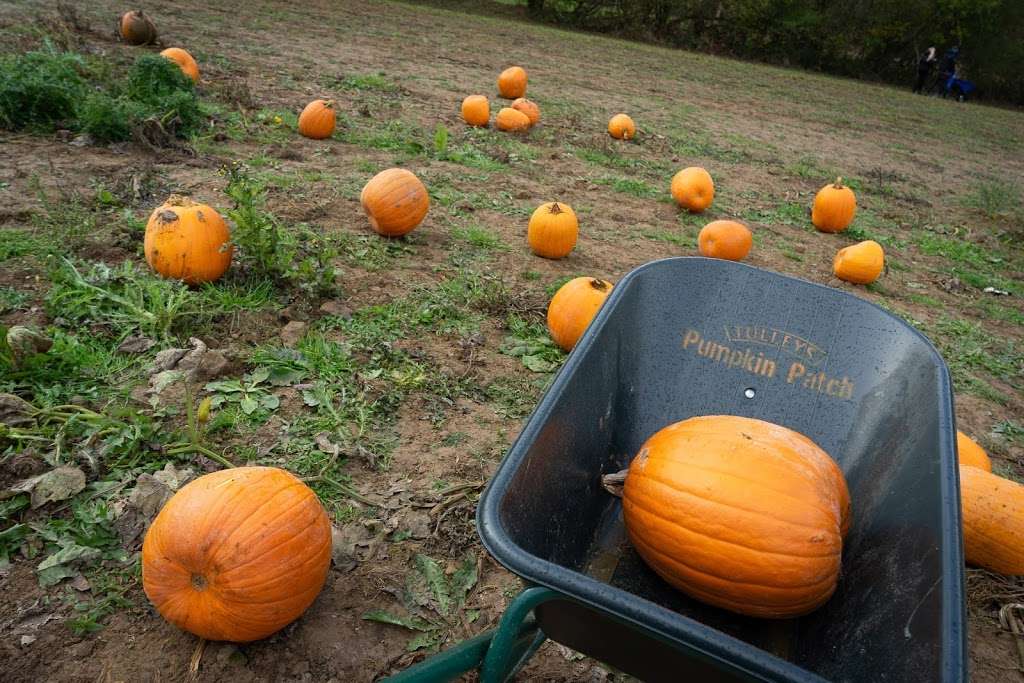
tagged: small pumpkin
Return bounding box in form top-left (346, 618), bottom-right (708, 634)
top-left (461, 95), bottom-right (490, 127)
top-left (160, 47), bottom-right (200, 83)
top-left (298, 99), bottom-right (336, 139)
top-left (528, 201), bottom-right (578, 259)
top-left (620, 415), bottom-right (847, 618)
top-left (812, 177), bottom-right (856, 233)
top-left (497, 66), bottom-right (527, 99)
top-left (511, 98), bottom-right (540, 127)
top-left (608, 114), bottom-right (636, 140)
top-left (495, 107), bottom-right (531, 133)
top-left (957, 431), bottom-right (992, 472)
top-left (118, 10), bottom-right (157, 45)
top-left (833, 240), bottom-right (884, 285)
top-left (959, 465), bottom-right (1024, 575)
top-left (547, 277), bottom-right (613, 352)
top-left (698, 220), bottom-right (752, 261)
top-left (670, 167), bottom-right (714, 213)
top-left (142, 467), bottom-right (332, 642)
top-left (144, 195), bottom-right (233, 284)
top-left (360, 168), bottom-right (430, 237)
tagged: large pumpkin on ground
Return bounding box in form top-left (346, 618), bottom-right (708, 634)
top-left (142, 467), bottom-right (332, 642)
top-left (698, 220), bottom-right (752, 261)
top-left (511, 98), bottom-right (540, 126)
top-left (160, 47), bottom-right (200, 83)
top-left (461, 95), bottom-right (490, 127)
top-left (547, 277), bottom-right (613, 352)
top-left (957, 431), bottom-right (992, 471)
top-left (360, 168), bottom-right (430, 237)
top-left (670, 167), bottom-right (714, 213)
top-left (608, 114), bottom-right (636, 140)
top-left (144, 195), bottom-right (233, 284)
top-left (622, 415), bottom-right (848, 618)
top-left (812, 178), bottom-right (856, 233)
top-left (495, 107), bottom-right (531, 133)
top-left (497, 66), bottom-right (527, 99)
top-left (959, 465), bottom-right (1024, 575)
top-left (118, 10), bottom-right (157, 45)
top-left (528, 201), bottom-right (578, 259)
top-left (833, 240), bottom-right (884, 285)
top-left (298, 99), bottom-right (336, 139)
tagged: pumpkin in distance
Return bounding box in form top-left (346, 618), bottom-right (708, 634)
top-left (497, 66), bottom-right (527, 99)
top-left (298, 99), bottom-right (336, 139)
top-left (671, 167), bottom-right (714, 213)
top-left (144, 195), bottom-right (233, 284)
top-left (160, 47), bottom-right (200, 83)
top-left (957, 431), bottom-right (992, 471)
top-left (608, 113), bottom-right (636, 140)
top-left (833, 240), bottom-right (884, 285)
top-left (547, 277), bottom-right (613, 351)
top-left (142, 467), bottom-right (332, 642)
top-left (461, 95), bottom-right (490, 127)
top-left (959, 465), bottom-right (1024, 575)
top-left (698, 220), bottom-right (752, 261)
top-left (622, 415), bottom-right (847, 618)
top-left (118, 10), bottom-right (157, 45)
top-left (511, 98), bottom-right (540, 126)
top-left (812, 178), bottom-right (856, 233)
top-left (528, 201), bottom-right (578, 259)
top-left (361, 168), bottom-right (430, 237)
top-left (495, 107), bottom-right (531, 133)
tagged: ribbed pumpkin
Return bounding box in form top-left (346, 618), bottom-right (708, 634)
top-left (144, 195), bottom-right (233, 284)
top-left (495, 107), bottom-right (531, 133)
top-left (461, 95), bottom-right (490, 127)
top-left (547, 277), bottom-right (613, 352)
top-left (698, 220), bottom-right (752, 261)
top-left (118, 10), bottom-right (157, 45)
top-left (959, 465), bottom-right (1024, 575)
top-left (511, 98), bottom-right (540, 127)
top-left (360, 168), bottom-right (430, 237)
top-left (957, 431), bottom-right (992, 471)
top-left (497, 66), bottom-right (527, 99)
top-left (160, 47), bottom-right (200, 83)
top-left (528, 201), bottom-right (578, 259)
top-left (812, 178), bottom-right (856, 233)
top-left (671, 167), bottom-right (715, 213)
top-left (608, 113), bottom-right (636, 140)
top-left (622, 415), bottom-right (847, 618)
top-left (298, 99), bottom-right (336, 139)
top-left (142, 467), bottom-right (332, 642)
top-left (833, 240), bottom-right (884, 285)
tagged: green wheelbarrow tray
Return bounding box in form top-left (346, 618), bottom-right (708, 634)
top-left (389, 258), bottom-right (966, 682)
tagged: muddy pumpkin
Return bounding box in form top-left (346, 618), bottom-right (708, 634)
top-left (360, 168), bottom-right (430, 237)
top-left (142, 467), bottom-right (332, 642)
top-left (497, 66), bottom-right (527, 99)
top-left (547, 277), bottom-right (613, 352)
top-left (144, 195), bottom-right (233, 284)
top-left (298, 99), bottom-right (336, 139)
top-left (118, 10), bottom-right (157, 45)
top-left (528, 201), bottom-right (578, 259)
top-left (812, 178), bottom-right (856, 233)
top-left (461, 95), bottom-right (490, 127)
top-left (160, 47), bottom-right (200, 83)
top-left (620, 415), bottom-right (848, 618)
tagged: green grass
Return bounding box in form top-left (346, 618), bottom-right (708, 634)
top-left (742, 201), bottom-right (807, 226)
top-left (929, 316), bottom-right (1021, 403)
top-left (451, 224), bottom-right (509, 252)
top-left (960, 179), bottom-right (1021, 219)
top-left (0, 286), bottom-right (28, 313)
top-left (593, 175), bottom-right (661, 199)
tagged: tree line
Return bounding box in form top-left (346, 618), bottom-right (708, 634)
top-left (524, 0), bottom-right (1024, 105)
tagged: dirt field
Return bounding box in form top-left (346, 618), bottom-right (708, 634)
top-left (1, 0), bottom-right (1022, 681)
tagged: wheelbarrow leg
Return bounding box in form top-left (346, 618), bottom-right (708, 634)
top-left (384, 587), bottom-right (558, 683)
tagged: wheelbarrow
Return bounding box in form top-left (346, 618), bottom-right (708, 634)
top-left (387, 258), bottom-right (967, 682)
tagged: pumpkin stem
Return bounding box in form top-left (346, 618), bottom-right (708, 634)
top-left (549, 202), bottom-right (563, 215)
top-left (834, 176), bottom-right (844, 189)
top-left (165, 194), bottom-right (197, 208)
top-left (324, 99), bottom-right (335, 109)
top-left (589, 279), bottom-right (610, 292)
top-left (601, 469), bottom-right (628, 498)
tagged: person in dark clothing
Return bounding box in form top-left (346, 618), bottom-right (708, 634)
top-left (936, 46), bottom-right (960, 96)
top-left (913, 46), bottom-right (937, 93)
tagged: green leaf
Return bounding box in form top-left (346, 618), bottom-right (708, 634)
top-left (521, 355), bottom-right (556, 373)
top-left (247, 367), bottom-right (271, 385)
top-left (260, 394), bottom-right (280, 410)
top-left (38, 563), bottom-right (79, 587)
top-left (240, 396), bottom-right (258, 415)
top-left (205, 380), bottom-right (243, 393)
top-left (301, 390), bottom-right (320, 407)
top-left (433, 124), bottom-right (449, 156)
top-left (361, 609), bottom-right (434, 632)
top-left (407, 630), bottom-right (441, 652)
top-left (415, 554), bottom-right (451, 617)
top-left (267, 366), bottom-right (304, 386)
top-left (450, 553), bottom-right (478, 607)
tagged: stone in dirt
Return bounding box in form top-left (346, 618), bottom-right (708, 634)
top-left (280, 321), bottom-right (309, 347)
top-left (116, 335), bottom-right (156, 355)
top-left (0, 393), bottom-right (35, 427)
top-left (114, 463), bottom-right (194, 546)
top-left (319, 300), bottom-right (352, 318)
